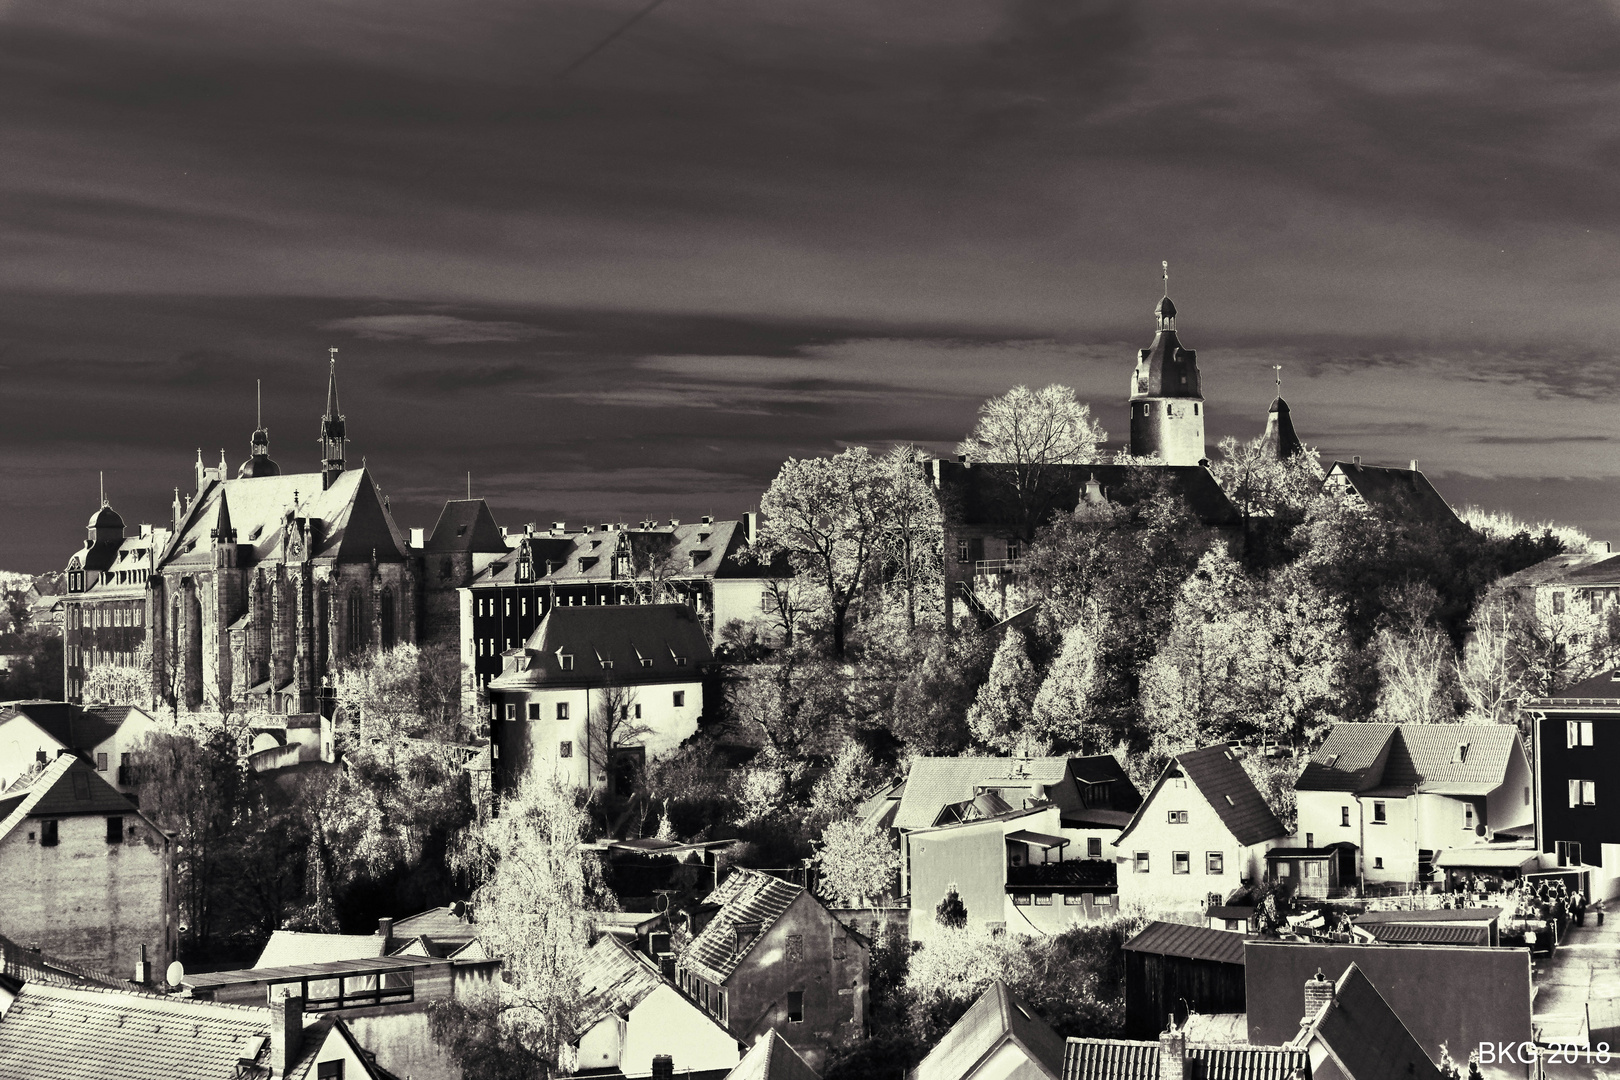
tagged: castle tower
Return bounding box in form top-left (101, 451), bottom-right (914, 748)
top-left (1260, 365), bottom-right (1303, 459)
top-left (1128, 265), bottom-right (1206, 465)
top-left (319, 349), bottom-right (347, 491)
top-left (240, 380), bottom-right (282, 478)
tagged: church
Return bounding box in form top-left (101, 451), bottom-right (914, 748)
top-left (64, 358), bottom-right (428, 714)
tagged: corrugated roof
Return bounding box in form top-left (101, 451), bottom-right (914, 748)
top-left (1061, 1038), bottom-right (1307, 1080)
top-left (910, 981), bottom-right (1065, 1080)
top-left (726, 1029), bottom-right (821, 1080)
top-left (1122, 921), bottom-right (1247, 966)
top-left (1358, 923), bottom-right (1489, 946)
top-left (1308, 963), bottom-right (1442, 1079)
top-left (488, 603), bottom-right (714, 691)
top-left (1172, 747), bottom-right (1285, 847)
top-left (254, 931), bottom-right (387, 969)
top-left (684, 870), bottom-right (803, 983)
top-left (578, 936), bottom-right (668, 1031)
top-left (422, 499), bottom-right (508, 554)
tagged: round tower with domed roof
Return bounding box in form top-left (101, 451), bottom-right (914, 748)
top-left (1128, 269), bottom-right (1206, 465)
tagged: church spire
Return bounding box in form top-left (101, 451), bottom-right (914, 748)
top-left (320, 348), bottom-right (347, 490)
top-left (1129, 267), bottom-right (1204, 465)
top-left (1261, 364), bottom-right (1303, 459)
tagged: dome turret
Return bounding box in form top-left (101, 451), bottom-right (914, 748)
top-left (239, 380), bottom-right (282, 477)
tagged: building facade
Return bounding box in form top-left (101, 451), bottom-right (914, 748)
top-left (1128, 291), bottom-right (1206, 465)
top-left (1523, 669), bottom-right (1620, 899)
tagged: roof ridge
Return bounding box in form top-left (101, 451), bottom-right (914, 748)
top-left (19, 980), bottom-right (281, 1016)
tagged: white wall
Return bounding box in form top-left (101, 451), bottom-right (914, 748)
top-left (1358, 795), bottom-right (1416, 884)
top-left (1487, 747), bottom-right (1535, 833)
top-left (711, 580), bottom-right (773, 645)
top-left (1113, 776), bottom-right (1251, 914)
top-left (0, 715), bottom-right (63, 790)
top-left (90, 708), bottom-right (166, 795)
top-left (623, 985), bottom-right (740, 1076)
top-left (509, 681), bottom-right (704, 790)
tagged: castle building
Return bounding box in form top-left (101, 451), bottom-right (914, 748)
top-left (1128, 291), bottom-right (1206, 465)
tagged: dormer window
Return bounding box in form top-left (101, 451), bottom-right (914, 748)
top-left (690, 550), bottom-right (710, 568)
top-left (558, 653), bottom-right (574, 671)
top-left (1324, 754), bottom-right (1339, 768)
top-left (512, 654), bottom-right (531, 672)
top-left (613, 556), bottom-right (631, 577)
top-left (1452, 743), bottom-right (1469, 764)
top-left (456, 524), bottom-right (468, 536)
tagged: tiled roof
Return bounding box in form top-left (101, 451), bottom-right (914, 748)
top-left (1122, 921), bottom-right (1247, 966)
top-left (909, 981), bottom-right (1065, 1080)
top-left (1527, 668), bottom-right (1620, 704)
top-left (1378, 724), bottom-right (1520, 794)
top-left (1123, 746), bottom-right (1283, 848)
top-left (0, 933), bottom-right (129, 990)
top-left (894, 757), bottom-right (1120, 831)
top-left (578, 935), bottom-right (667, 1031)
top-left (1324, 462), bottom-right (1461, 528)
top-left (1294, 723), bottom-right (1396, 792)
top-left (0, 981), bottom-right (372, 1080)
top-left (422, 499), bottom-right (508, 554)
top-left (391, 905), bottom-right (476, 941)
top-left (684, 870), bottom-right (803, 983)
top-left (1061, 1038), bottom-right (1307, 1080)
top-left (253, 931), bottom-right (387, 969)
top-left (726, 1029), bottom-right (820, 1080)
top-left (0, 755), bottom-right (151, 846)
top-left (0, 701), bottom-right (123, 753)
top-left (933, 461), bottom-right (1241, 530)
top-left (1357, 923), bottom-right (1488, 946)
top-left (1495, 552), bottom-right (1615, 589)
top-left (471, 520), bottom-right (784, 589)
top-left (1307, 963), bottom-right (1441, 1079)
top-left (488, 603), bottom-right (714, 691)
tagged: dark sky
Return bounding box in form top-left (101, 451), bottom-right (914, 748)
top-left (7, 0), bottom-right (1620, 571)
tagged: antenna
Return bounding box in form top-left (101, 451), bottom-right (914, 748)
top-left (257, 379), bottom-right (262, 428)
top-left (467, 471), bottom-right (472, 500)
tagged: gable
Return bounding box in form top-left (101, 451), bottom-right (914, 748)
top-left (1116, 747), bottom-right (1284, 849)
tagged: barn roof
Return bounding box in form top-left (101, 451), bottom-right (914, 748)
top-left (909, 981), bottom-right (1065, 1080)
top-left (1122, 921), bottom-right (1248, 966)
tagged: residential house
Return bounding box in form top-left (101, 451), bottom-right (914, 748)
top-left (0, 754), bottom-right (174, 978)
top-left (725, 1030), bottom-right (821, 1080)
top-left (1289, 963), bottom-right (1442, 1080)
top-left (0, 700), bottom-right (165, 798)
top-left (0, 982), bottom-right (393, 1080)
top-left (1121, 921), bottom-right (1248, 1039)
top-left (388, 903), bottom-right (481, 959)
top-left (1497, 548), bottom-right (1620, 682)
top-left (1204, 905), bottom-right (1256, 933)
top-left (1112, 746), bottom-right (1287, 914)
top-left (906, 804), bottom-right (1118, 939)
top-left (573, 935), bottom-right (741, 1078)
top-left (906, 981), bottom-right (1065, 1080)
top-left (1522, 669), bottom-right (1620, 899)
top-left (486, 604), bottom-right (713, 796)
top-left (1322, 459), bottom-right (1462, 528)
top-left (1293, 723), bottom-right (1534, 889)
top-left (674, 868), bottom-right (868, 1070)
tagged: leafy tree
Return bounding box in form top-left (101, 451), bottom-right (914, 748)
top-left (808, 739), bottom-right (884, 829)
top-left (956, 385), bottom-right (1106, 539)
top-left (1208, 433), bottom-right (1324, 565)
top-left (1247, 562), bottom-right (1350, 746)
top-left (815, 818), bottom-right (898, 906)
top-left (935, 887), bottom-right (968, 929)
top-left (82, 660), bottom-right (152, 707)
top-left (884, 630), bottom-right (986, 756)
top-left (1139, 547), bottom-right (1258, 748)
top-left (878, 444), bottom-right (944, 633)
top-left (759, 447), bottom-right (895, 657)
top-left (1029, 614), bottom-right (1104, 751)
top-left (967, 628), bottom-right (1040, 752)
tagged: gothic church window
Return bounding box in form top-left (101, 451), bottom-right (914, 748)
top-left (381, 590), bottom-right (396, 649)
top-left (348, 591), bottom-right (364, 652)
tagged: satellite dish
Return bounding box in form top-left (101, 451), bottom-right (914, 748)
top-left (166, 961), bottom-right (185, 986)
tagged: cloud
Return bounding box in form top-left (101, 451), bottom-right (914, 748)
top-left (322, 314), bottom-right (556, 344)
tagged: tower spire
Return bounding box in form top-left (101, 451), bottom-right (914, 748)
top-left (1274, 364), bottom-right (1282, 397)
top-left (1162, 259), bottom-right (1169, 296)
top-left (320, 348), bottom-right (348, 489)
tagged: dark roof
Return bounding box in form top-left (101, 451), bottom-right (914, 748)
top-left (1260, 399), bottom-right (1303, 460)
top-left (578, 936), bottom-right (668, 1031)
top-left (1264, 843), bottom-right (1356, 859)
top-left (1296, 723), bottom-right (1521, 796)
top-left (910, 981), bottom-right (1065, 1080)
top-left (1060, 808), bottom-right (1135, 829)
top-left (1325, 461), bottom-right (1461, 528)
top-left (1007, 861), bottom-right (1117, 890)
top-left (933, 461), bottom-right (1239, 530)
top-left (1358, 923), bottom-right (1489, 946)
top-left (1495, 551), bottom-right (1615, 589)
top-left (1131, 295), bottom-right (1201, 401)
top-left (1062, 1039), bottom-right (1307, 1080)
top-left (896, 756), bottom-right (1140, 831)
top-left (1307, 963), bottom-right (1442, 1080)
top-left (1205, 906), bottom-right (1254, 921)
top-left (1350, 907), bottom-right (1501, 925)
top-left (470, 520), bottom-right (783, 589)
top-left (488, 603), bottom-right (714, 691)
top-left (391, 905), bottom-right (476, 942)
top-left (0, 701), bottom-right (123, 752)
top-left (1122, 921), bottom-right (1247, 966)
top-left (726, 1029), bottom-right (821, 1080)
top-left (423, 499), bottom-right (508, 554)
top-left (87, 505), bottom-right (124, 531)
top-left (184, 954), bottom-right (439, 989)
top-left (0, 934), bottom-right (128, 991)
top-left (1121, 746), bottom-right (1285, 848)
top-left (0, 756), bottom-right (146, 846)
top-left (1294, 723), bottom-right (1396, 792)
top-left (684, 869), bottom-right (805, 983)
top-left (1526, 668), bottom-right (1620, 705)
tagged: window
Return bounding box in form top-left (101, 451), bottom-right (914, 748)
top-left (640, 656), bottom-right (653, 668)
top-left (761, 591), bottom-right (777, 612)
top-left (634, 704), bottom-right (642, 720)
top-left (1372, 801), bottom-right (1387, 823)
top-left (673, 691), bottom-right (686, 707)
top-left (1580, 722), bottom-right (1595, 746)
top-left (528, 703), bottom-right (540, 721)
top-left (1134, 851), bottom-right (1150, 874)
top-left (1306, 833), bottom-right (1314, 849)
top-left (786, 934), bottom-right (803, 961)
top-left (787, 991), bottom-right (804, 1023)
top-left (558, 653), bottom-right (574, 671)
top-left (40, 820), bottom-right (58, 847)
top-left (957, 539), bottom-right (971, 562)
top-left (1373, 857), bottom-right (1383, 869)
top-left (1012, 893), bottom-right (1032, 906)
top-left (1276, 862), bottom-right (1291, 877)
top-left (1464, 804), bottom-right (1475, 830)
top-left (1167, 810), bottom-right (1189, 824)
top-left (1553, 592), bottom-right (1567, 615)
top-left (1087, 837), bottom-right (1102, 859)
top-left (1034, 893), bottom-right (1053, 906)
top-left (1525, 785), bottom-right (1531, 806)
top-left (1570, 780), bottom-right (1597, 806)
top-left (1206, 852), bottom-right (1224, 874)
top-left (505, 703), bottom-right (516, 721)
top-left (556, 702), bottom-right (570, 721)
top-left (347, 591), bottom-right (363, 651)
top-left (1324, 753), bottom-right (1339, 768)
top-left (319, 1058), bottom-right (346, 1079)
top-left (1558, 840), bottom-right (1584, 867)
top-left (106, 816), bottom-right (123, 844)
top-left (1341, 806), bottom-right (1350, 827)
top-left (1452, 743), bottom-right (1469, 764)
top-left (1595, 592), bottom-right (1606, 615)
top-left (1006, 539), bottom-right (1023, 561)
top-left (1173, 852), bottom-right (1190, 875)
top-left (380, 590), bottom-right (395, 649)
top-left (96, 753), bottom-right (108, 772)
top-left (559, 741), bottom-right (573, 758)
top-left (1066, 894), bottom-right (1087, 906)
top-left (1095, 893), bottom-right (1113, 907)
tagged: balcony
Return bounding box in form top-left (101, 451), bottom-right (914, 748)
top-left (974, 559), bottom-right (1027, 579)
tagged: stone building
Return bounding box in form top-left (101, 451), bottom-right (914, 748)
top-left (1129, 289), bottom-right (1206, 466)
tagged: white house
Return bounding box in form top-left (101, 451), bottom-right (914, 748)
top-left (1293, 723), bottom-right (1534, 888)
top-left (573, 935), bottom-right (741, 1078)
top-left (486, 604), bottom-right (711, 796)
top-left (1112, 745), bottom-right (1288, 914)
top-left (0, 701), bottom-right (165, 798)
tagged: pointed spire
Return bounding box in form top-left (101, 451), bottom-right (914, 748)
top-left (211, 488), bottom-right (235, 542)
top-left (320, 348), bottom-right (348, 490)
top-left (325, 348), bottom-right (341, 418)
top-left (1261, 365), bottom-right (1303, 460)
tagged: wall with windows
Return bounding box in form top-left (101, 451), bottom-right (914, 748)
top-left (1532, 708), bottom-right (1620, 890)
top-left (1112, 776), bottom-right (1261, 914)
top-left (0, 810), bottom-right (173, 977)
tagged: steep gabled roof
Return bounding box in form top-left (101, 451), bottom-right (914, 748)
top-left (0, 756), bottom-right (150, 846)
top-left (1118, 746), bottom-right (1285, 849)
top-left (726, 1030), bottom-right (820, 1080)
top-left (469, 520), bottom-right (785, 589)
top-left (578, 935), bottom-right (670, 1032)
top-left (0, 701), bottom-right (123, 754)
top-left (1324, 461), bottom-right (1460, 528)
top-left (1378, 724), bottom-right (1521, 795)
top-left (1295, 723), bottom-right (1397, 792)
top-left (488, 603), bottom-right (714, 691)
top-left (909, 981), bottom-right (1065, 1080)
top-left (1304, 963), bottom-right (1441, 1080)
top-left (684, 870), bottom-right (806, 984)
top-left (423, 499), bottom-right (508, 554)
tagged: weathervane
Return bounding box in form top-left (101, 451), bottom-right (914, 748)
top-left (1273, 364), bottom-right (1282, 397)
top-left (1162, 260), bottom-right (1169, 295)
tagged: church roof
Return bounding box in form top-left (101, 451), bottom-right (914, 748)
top-left (86, 505), bottom-right (123, 531)
top-left (488, 603), bottom-right (713, 691)
top-left (1324, 461), bottom-right (1461, 528)
top-left (423, 499), bottom-right (508, 554)
top-left (1261, 397), bottom-right (1303, 459)
top-left (932, 461), bottom-right (1240, 530)
top-left (160, 468), bottom-right (408, 571)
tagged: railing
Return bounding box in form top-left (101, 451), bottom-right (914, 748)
top-left (974, 559), bottom-right (1027, 578)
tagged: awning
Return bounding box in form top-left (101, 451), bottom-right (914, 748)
top-left (1006, 829), bottom-right (1069, 849)
top-left (1433, 847), bottom-right (1539, 870)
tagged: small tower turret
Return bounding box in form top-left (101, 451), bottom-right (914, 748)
top-left (240, 379), bottom-right (282, 478)
top-left (1260, 364), bottom-right (1303, 460)
top-left (211, 489), bottom-right (238, 568)
top-left (319, 349), bottom-right (347, 491)
top-left (1128, 262), bottom-right (1206, 465)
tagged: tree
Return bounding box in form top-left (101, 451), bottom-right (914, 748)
top-left (967, 628), bottom-right (1040, 752)
top-left (935, 887), bottom-right (968, 929)
top-left (759, 448), bottom-right (894, 657)
top-left (585, 681), bottom-right (653, 793)
top-left (808, 739), bottom-right (883, 829)
top-left (1139, 547), bottom-right (1258, 748)
top-left (1030, 615), bottom-right (1105, 751)
top-left (885, 631), bottom-right (986, 756)
top-left (82, 660), bottom-right (152, 707)
top-left (815, 818), bottom-right (898, 906)
top-left (878, 444), bottom-right (944, 633)
top-left (956, 385), bottom-right (1106, 540)
top-left (1456, 587), bottom-right (1519, 723)
top-left (443, 777), bottom-right (599, 1076)
top-left (1208, 434), bottom-right (1323, 564)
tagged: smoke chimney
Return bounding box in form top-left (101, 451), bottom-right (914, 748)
top-left (270, 994), bottom-right (304, 1078)
top-left (1303, 968), bottom-right (1334, 1024)
top-left (376, 917), bottom-right (393, 947)
top-left (744, 512), bottom-right (759, 545)
top-left (552, 521), bottom-right (567, 533)
top-left (652, 1055), bottom-right (674, 1080)
top-left (134, 943), bottom-right (149, 985)
top-left (1352, 456), bottom-right (1361, 467)
top-left (1410, 459), bottom-right (1419, 472)
top-left (1158, 1016), bottom-right (1186, 1080)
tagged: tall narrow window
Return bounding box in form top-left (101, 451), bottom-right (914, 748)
top-left (786, 991), bottom-right (804, 1023)
top-left (380, 589), bottom-right (396, 649)
top-left (347, 592), bottom-right (364, 652)
top-left (106, 816), bottom-right (123, 844)
top-left (40, 821), bottom-right (58, 847)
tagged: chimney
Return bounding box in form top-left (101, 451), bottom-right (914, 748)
top-left (1303, 968), bottom-right (1334, 1024)
top-left (552, 521), bottom-right (566, 533)
top-left (701, 514), bottom-right (713, 525)
top-left (669, 518), bottom-right (680, 527)
top-left (270, 994), bottom-right (304, 1078)
top-left (744, 512), bottom-right (759, 545)
top-left (1158, 1016), bottom-right (1186, 1080)
top-left (376, 917), bottom-right (393, 947)
top-left (1409, 459), bottom-right (1419, 472)
top-left (652, 1056), bottom-right (674, 1080)
top-left (134, 943), bottom-right (149, 985)
top-left (1593, 541), bottom-right (1613, 555)
top-left (1352, 455), bottom-right (1361, 466)
top-left (409, 527), bottom-right (424, 548)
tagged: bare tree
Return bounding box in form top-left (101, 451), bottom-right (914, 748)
top-left (955, 384), bottom-right (1106, 539)
top-left (585, 681), bottom-right (654, 791)
top-left (880, 444), bottom-right (943, 633)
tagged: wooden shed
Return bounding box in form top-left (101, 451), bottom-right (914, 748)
top-left (1121, 920), bottom-right (1248, 1039)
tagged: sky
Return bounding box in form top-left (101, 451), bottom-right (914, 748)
top-left (6, 0), bottom-right (1620, 570)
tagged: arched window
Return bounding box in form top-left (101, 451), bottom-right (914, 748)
top-left (347, 591), bottom-right (364, 653)
top-left (380, 589), bottom-right (396, 649)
